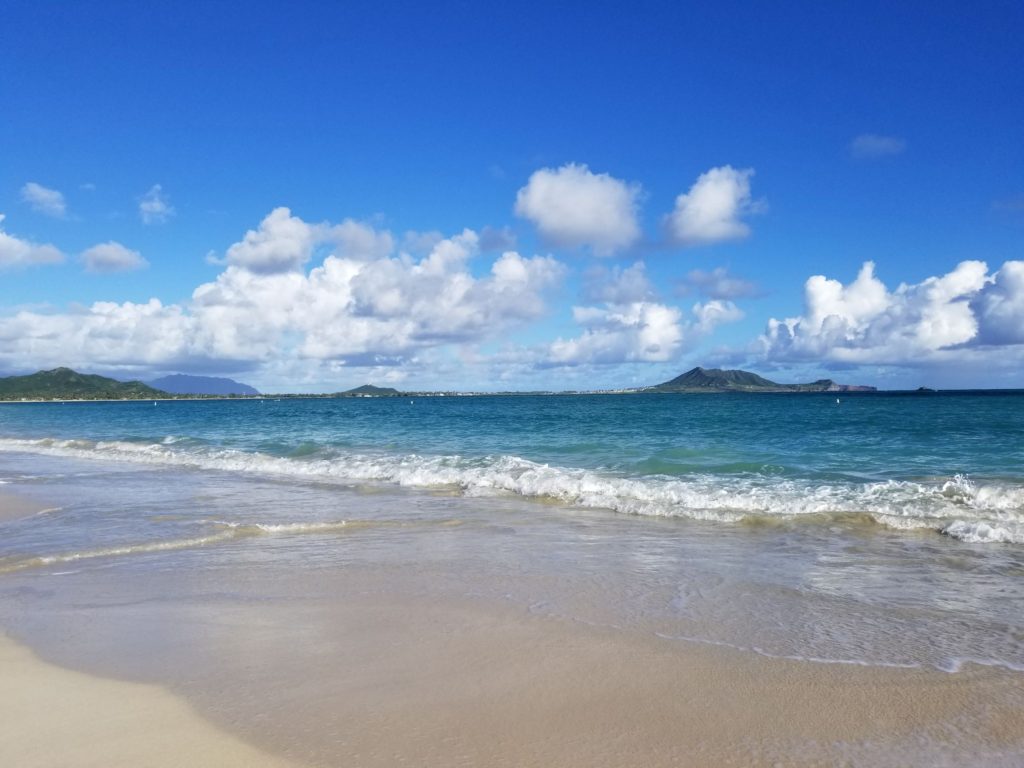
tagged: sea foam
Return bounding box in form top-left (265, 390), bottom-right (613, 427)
top-left (0, 436), bottom-right (1021, 543)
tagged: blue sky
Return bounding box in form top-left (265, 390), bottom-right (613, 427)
top-left (1, 0), bottom-right (1022, 392)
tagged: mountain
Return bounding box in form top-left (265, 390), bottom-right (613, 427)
top-left (650, 367), bottom-right (876, 393)
top-left (0, 368), bottom-right (169, 400)
top-left (149, 374), bottom-right (259, 396)
top-left (657, 367), bottom-right (779, 390)
top-left (342, 384), bottom-right (401, 396)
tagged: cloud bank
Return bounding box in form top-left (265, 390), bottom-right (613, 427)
top-left (759, 260), bottom-right (1024, 365)
top-left (0, 210), bottom-right (565, 374)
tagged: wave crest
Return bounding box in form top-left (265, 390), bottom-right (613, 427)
top-left (1, 436), bottom-right (1022, 544)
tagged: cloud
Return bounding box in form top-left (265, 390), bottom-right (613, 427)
top-left (139, 184), bottom-right (175, 224)
top-left (758, 259), bottom-right (1024, 365)
top-left (224, 207), bottom-right (321, 273)
top-left (0, 299), bottom-right (193, 370)
top-left (514, 163), bottom-right (641, 255)
top-left (20, 182), bottom-right (67, 218)
top-left (850, 134), bottom-right (906, 159)
top-left (221, 209), bottom-right (395, 274)
top-left (972, 261), bottom-right (1024, 345)
top-left (677, 266), bottom-right (760, 299)
top-left (400, 230), bottom-right (444, 255)
top-left (0, 214), bottom-right (64, 269)
top-left (80, 241), bottom-right (148, 273)
top-left (665, 166), bottom-right (760, 246)
top-left (544, 294), bottom-right (742, 367)
top-left (547, 302), bottom-right (685, 365)
top-left (692, 299), bottom-right (744, 332)
top-left (0, 211), bottom-right (566, 375)
top-left (582, 261), bottom-right (653, 304)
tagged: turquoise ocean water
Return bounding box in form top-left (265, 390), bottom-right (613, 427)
top-left (1, 392), bottom-right (1023, 680)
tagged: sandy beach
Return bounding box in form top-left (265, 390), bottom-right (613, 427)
top-left (3, 571), bottom-right (1022, 767)
top-left (0, 633), bottom-right (300, 768)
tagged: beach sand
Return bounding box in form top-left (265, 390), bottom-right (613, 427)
top-left (3, 586), bottom-right (1021, 767)
top-left (0, 633), bottom-right (300, 768)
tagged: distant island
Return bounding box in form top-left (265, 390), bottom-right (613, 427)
top-left (0, 365), bottom-right (880, 402)
top-left (341, 384), bottom-right (401, 397)
top-left (148, 374), bottom-right (259, 396)
top-left (647, 367), bottom-right (877, 393)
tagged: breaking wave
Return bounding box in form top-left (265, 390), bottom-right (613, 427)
top-left (0, 436), bottom-right (1022, 544)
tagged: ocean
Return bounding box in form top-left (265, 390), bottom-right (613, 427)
top-left (1, 392), bottom-right (1023, 763)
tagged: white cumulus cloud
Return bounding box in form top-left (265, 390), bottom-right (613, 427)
top-left (544, 265), bottom-right (743, 368)
top-left (514, 163), bottom-right (641, 255)
top-left (139, 184), bottom-right (175, 224)
top-left (0, 299), bottom-right (193, 370)
top-left (0, 211), bottom-right (567, 376)
top-left (666, 166), bottom-right (759, 247)
top-left (0, 214), bottom-right (64, 269)
top-left (759, 260), bottom-right (1024, 365)
top-left (80, 242), bottom-right (148, 273)
top-left (20, 182), bottom-right (67, 218)
top-left (972, 261), bottom-right (1024, 345)
top-left (224, 207), bottom-right (321, 273)
top-left (548, 302), bottom-right (685, 365)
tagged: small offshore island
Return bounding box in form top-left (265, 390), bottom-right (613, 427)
top-left (0, 365), bottom-right (879, 402)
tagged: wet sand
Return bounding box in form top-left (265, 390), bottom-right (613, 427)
top-left (205, 592), bottom-right (1023, 767)
top-left (4, 585), bottom-right (1022, 767)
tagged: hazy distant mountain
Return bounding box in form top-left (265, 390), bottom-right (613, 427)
top-left (0, 368), bottom-right (168, 400)
top-left (149, 374), bottom-right (259, 396)
top-left (651, 367), bottom-right (876, 393)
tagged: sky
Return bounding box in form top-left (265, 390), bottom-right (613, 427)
top-left (1, 0), bottom-right (1022, 392)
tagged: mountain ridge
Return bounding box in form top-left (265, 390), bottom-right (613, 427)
top-left (0, 368), bottom-right (169, 400)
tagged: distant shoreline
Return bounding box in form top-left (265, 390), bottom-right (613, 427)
top-left (2, 388), bottom-right (1023, 404)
